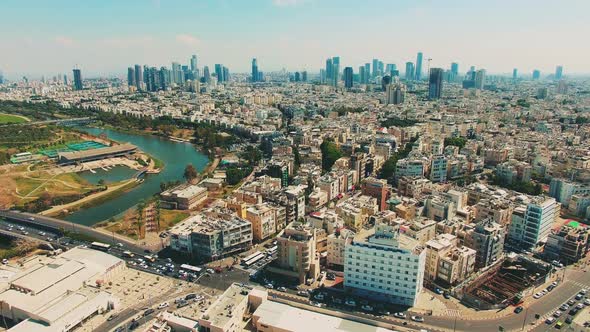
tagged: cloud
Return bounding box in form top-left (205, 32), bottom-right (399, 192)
top-left (175, 34), bottom-right (201, 47)
top-left (272, 0), bottom-right (303, 7)
top-left (54, 36), bottom-right (74, 47)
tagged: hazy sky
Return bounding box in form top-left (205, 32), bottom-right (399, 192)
top-left (1, 0), bottom-right (588, 78)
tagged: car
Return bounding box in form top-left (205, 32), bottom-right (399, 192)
top-left (553, 310), bottom-right (562, 318)
top-left (584, 299), bottom-right (590, 306)
top-left (345, 299), bottom-right (356, 307)
top-left (314, 293), bottom-right (325, 301)
top-left (565, 316), bottom-right (573, 324)
top-left (567, 299), bottom-right (576, 306)
top-left (361, 305), bottom-right (374, 312)
top-left (265, 284), bottom-right (274, 289)
top-left (206, 268), bottom-right (215, 274)
top-left (297, 290), bottom-right (309, 297)
top-left (1, 259), bottom-right (8, 265)
top-left (545, 317), bottom-right (556, 324)
top-left (332, 297), bottom-right (343, 304)
top-left (143, 308), bottom-right (155, 316)
top-left (547, 285), bottom-right (556, 291)
top-left (569, 308), bottom-right (579, 316)
top-left (560, 304), bottom-right (569, 311)
top-left (581, 288), bottom-right (588, 295)
top-left (326, 273), bottom-right (336, 281)
top-left (443, 292), bottom-right (451, 299)
top-left (575, 293), bottom-right (583, 300)
top-left (114, 327), bottom-right (125, 332)
top-left (277, 286), bottom-right (287, 292)
top-left (28, 217), bottom-right (35, 221)
top-left (158, 302), bottom-right (169, 309)
top-left (576, 303), bottom-right (584, 310)
top-left (107, 313), bottom-right (119, 321)
top-left (185, 294), bottom-right (197, 300)
top-left (533, 293), bottom-right (543, 299)
top-left (411, 316), bottom-right (425, 322)
top-left (176, 301), bottom-right (189, 308)
top-left (555, 321), bottom-right (564, 329)
top-left (393, 312), bottom-right (407, 319)
top-left (310, 301), bottom-right (325, 308)
top-left (551, 281), bottom-right (559, 287)
top-left (434, 288), bottom-right (443, 295)
top-left (37, 231), bottom-right (45, 236)
top-left (514, 306), bottom-right (524, 314)
top-left (541, 289), bottom-right (548, 295)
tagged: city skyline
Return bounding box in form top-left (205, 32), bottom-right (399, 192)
top-left (1, 0), bottom-right (589, 78)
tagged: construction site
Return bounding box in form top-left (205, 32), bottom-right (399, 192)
top-left (458, 254), bottom-right (552, 310)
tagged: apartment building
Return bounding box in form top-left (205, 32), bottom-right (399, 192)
top-left (270, 221), bottom-right (320, 284)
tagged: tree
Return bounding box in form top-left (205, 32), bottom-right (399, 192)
top-left (136, 200), bottom-right (145, 239)
top-left (97, 179), bottom-right (105, 187)
top-left (320, 139), bottom-right (343, 172)
top-left (160, 181), bottom-right (167, 192)
top-left (154, 200), bottom-right (161, 232)
top-left (239, 145), bottom-right (262, 166)
top-left (183, 164), bottom-right (198, 183)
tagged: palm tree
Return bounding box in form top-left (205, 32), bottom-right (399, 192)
top-left (136, 200), bottom-right (145, 239)
top-left (154, 199), bottom-right (162, 232)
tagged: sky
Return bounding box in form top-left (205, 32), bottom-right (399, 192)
top-left (1, 0), bottom-right (589, 79)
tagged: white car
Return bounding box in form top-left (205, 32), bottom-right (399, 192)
top-left (411, 315), bottom-right (425, 322)
top-left (553, 310), bottom-right (562, 318)
top-left (533, 293), bottom-right (543, 299)
top-left (361, 305), bottom-right (373, 312)
top-left (158, 302), bottom-right (169, 309)
top-left (206, 268), bottom-right (215, 274)
top-left (393, 312), bottom-right (407, 319)
top-left (584, 299), bottom-right (590, 306)
top-left (545, 317), bottom-right (556, 324)
top-left (1, 259), bottom-right (8, 265)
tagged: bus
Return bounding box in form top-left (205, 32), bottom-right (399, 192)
top-left (243, 252), bottom-right (265, 267)
top-left (266, 245), bottom-right (278, 256)
top-left (242, 251), bottom-right (262, 263)
top-left (122, 251), bottom-right (135, 258)
top-left (90, 242), bottom-right (111, 252)
top-left (144, 255), bottom-right (156, 263)
top-left (180, 264), bottom-right (202, 274)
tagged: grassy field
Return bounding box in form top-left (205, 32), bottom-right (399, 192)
top-left (0, 170), bottom-right (96, 208)
top-left (0, 113), bottom-right (29, 124)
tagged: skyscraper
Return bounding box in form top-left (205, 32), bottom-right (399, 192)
top-left (72, 68), bottom-right (83, 91)
top-left (344, 67), bottom-right (353, 88)
top-left (474, 69), bottom-right (486, 90)
top-left (512, 68), bottom-right (518, 81)
top-left (203, 66), bottom-right (211, 83)
top-left (381, 75), bottom-right (391, 91)
top-left (415, 52), bottom-right (423, 80)
top-left (405, 62), bottom-right (415, 81)
top-left (428, 68), bottom-right (443, 100)
top-left (127, 67), bottom-right (135, 87)
top-left (134, 64), bottom-right (143, 90)
top-left (372, 59), bottom-right (379, 78)
top-left (319, 69), bottom-right (326, 84)
top-left (63, 74), bottom-right (68, 85)
top-left (325, 58), bottom-right (333, 81)
top-left (251, 58), bottom-right (258, 83)
top-left (332, 57), bottom-right (340, 85)
top-left (190, 55), bottom-right (198, 72)
top-left (215, 64), bottom-right (224, 83)
top-left (172, 62), bottom-right (183, 84)
top-left (555, 66), bottom-right (563, 80)
top-left (359, 66), bottom-right (366, 84)
top-left (301, 71), bottom-right (307, 82)
top-left (386, 83), bottom-right (406, 105)
top-left (450, 62), bottom-right (459, 81)
top-left (0, 71), bottom-right (3, 84)
top-left (223, 66), bottom-right (230, 82)
top-left (378, 61), bottom-right (384, 77)
top-left (532, 69), bottom-right (541, 80)
top-left (364, 63), bottom-right (371, 83)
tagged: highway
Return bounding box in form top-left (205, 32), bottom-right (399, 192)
top-left (0, 210), bottom-right (146, 252)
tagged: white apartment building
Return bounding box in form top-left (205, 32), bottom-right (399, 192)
top-left (344, 223), bottom-right (426, 306)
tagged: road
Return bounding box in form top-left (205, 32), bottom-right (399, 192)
top-left (0, 210), bottom-right (146, 252)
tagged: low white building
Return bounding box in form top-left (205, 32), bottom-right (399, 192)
top-left (0, 247), bottom-right (124, 332)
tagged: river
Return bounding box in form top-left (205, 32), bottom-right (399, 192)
top-left (64, 127), bottom-right (209, 226)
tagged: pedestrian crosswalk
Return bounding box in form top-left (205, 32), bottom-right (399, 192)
top-left (570, 280), bottom-right (590, 289)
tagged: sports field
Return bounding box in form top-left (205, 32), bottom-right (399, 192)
top-left (0, 113), bottom-right (29, 124)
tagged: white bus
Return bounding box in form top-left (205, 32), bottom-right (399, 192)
top-left (180, 264), bottom-right (202, 274)
top-left (90, 242), bottom-right (111, 252)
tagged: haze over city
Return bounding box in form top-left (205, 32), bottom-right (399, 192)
top-left (2, 0), bottom-right (589, 78)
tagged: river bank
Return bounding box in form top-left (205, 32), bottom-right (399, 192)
top-left (62, 126), bottom-right (209, 226)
